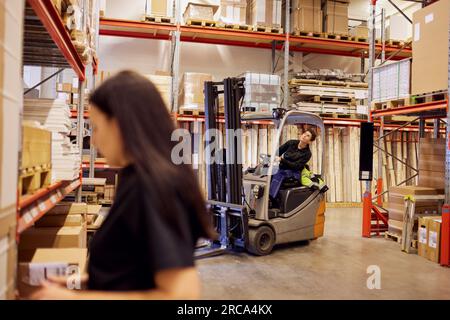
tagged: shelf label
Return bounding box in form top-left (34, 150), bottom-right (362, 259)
top-left (38, 202), bottom-right (47, 212)
top-left (30, 207), bottom-right (39, 218)
top-left (23, 213), bottom-right (33, 224)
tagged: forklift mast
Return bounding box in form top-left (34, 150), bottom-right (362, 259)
top-left (204, 78), bottom-right (245, 204)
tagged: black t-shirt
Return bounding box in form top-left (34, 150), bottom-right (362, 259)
top-left (277, 139), bottom-right (311, 171)
top-left (88, 164), bottom-right (196, 291)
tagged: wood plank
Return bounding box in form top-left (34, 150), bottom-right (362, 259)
top-left (327, 127), bottom-right (336, 202)
top-left (334, 127), bottom-right (343, 202)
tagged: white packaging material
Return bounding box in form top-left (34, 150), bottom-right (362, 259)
top-left (428, 231), bottom-right (438, 249)
top-left (419, 226), bottom-right (427, 244)
top-left (242, 72), bottom-right (281, 112)
top-left (145, 0), bottom-right (174, 17)
top-left (372, 58), bottom-right (411, 102)
top-left (387, 15), bottom-right (411, 41)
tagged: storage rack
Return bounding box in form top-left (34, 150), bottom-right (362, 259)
top-left (19, 0), bottom-right (99, 234)
top-left (362, 0), bottom-right (450, 267)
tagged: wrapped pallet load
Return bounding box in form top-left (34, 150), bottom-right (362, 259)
top-left (184, 2), bottom-right (219, 22)
top-left (242, 72), bottom-right (280, 113)
top-left (144, 0), bottom-right (174, 18)
top-left (179, 72), bottom-right (213, 114)
top-left (219, 0), bottom-right (247, 25)
top-left (247, 0), bottom-right (282, 30)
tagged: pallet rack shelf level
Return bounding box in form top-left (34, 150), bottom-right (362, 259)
top-left (99, 18), bottom-right (411, 60)
top-left (17, 179), bottom-right (82, 234)
top-left (371, 100), bottom-right (448, 118)
top-left (25, 0), bottom-right (86, 80)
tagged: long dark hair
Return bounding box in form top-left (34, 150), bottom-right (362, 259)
top-left (89, 70), bottom-right (214, 241)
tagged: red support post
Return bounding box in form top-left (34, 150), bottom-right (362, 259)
top-left (362, 191), bottom-right (372, 237)
top-left (377, 178), bottom-right (383, 206)
top-left (441, 204), bottom-right (450, 267)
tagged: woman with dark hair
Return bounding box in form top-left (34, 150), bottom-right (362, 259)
top-left (32, 70), bottom-right (214, 299)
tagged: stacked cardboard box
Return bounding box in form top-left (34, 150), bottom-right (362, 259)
top-left (1, 0), bottom-right (24, 300)
top-left (145, 0), bottom-right (174, 17)
top-left (323, 0), bottom-right (349, 35)
top-left (242, 72), bottom-right (280, 112)
top-left (144, 74), bottom-right (173, 112)
top-left (219, 0), bottom-right (247, 25)
top-left (184, 2), bottom-right (219, 21)
top-left (24, 99), bottom-right (81, 182)
top-left (290, 0), bottom-right (322, 33)
top-left (412, 0), bottom-right (449, 95)
top-left (386, 15), bottom-right (410, 41)
top-left (418, 138), bottom-right (445, 190)
top-left (179, 72), bottom-right (213, 112)
top-left (247, 0), bottom-right (282, 29)
top-left (387, 186), bottom-right (440, 236)
top-left (350, 24), bottom-right (368, 38)
top-left (418, 216), bottom-right (442, 263)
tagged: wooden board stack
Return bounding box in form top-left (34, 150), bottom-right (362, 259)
top-left (24, 99), bottom-right (81, 182)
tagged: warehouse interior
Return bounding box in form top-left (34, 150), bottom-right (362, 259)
top-left (1, 0), bottom-right (450, 300)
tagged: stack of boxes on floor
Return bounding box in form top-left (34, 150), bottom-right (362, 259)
top-left (18, 203), bottom-right (88, 298)
top-left (24, 99), bottom-right (81, 183)
top-left (290, 0), bottom-right (322, 34)
top-left (418, 216), bottom-right (442, 263)
top-left (0, 0), bottom-right (24, 300)
top-left (323, 0), bottom-right (349, 35)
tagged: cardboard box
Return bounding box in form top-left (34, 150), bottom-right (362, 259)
top-left (48, 202), bottom-right (87, 215)
top-left (412, 0), bottom-right (449, 95)
top-left (387, 15), bottom-right (410, 41)
top-left (21, 124), bottom-right (52, 169)
top-left (18, 248), bottom-right (87, 299)
top-left (56, 83), bottom-right (73, 93)
top-left (291, 7), bottom-right (322, 33)
top-left (247, 0), bottom-right (282, 28)
top-left (418, 138), bottom-right (445, 189)
top-left (292, 0), bottom-right (321, 9)
top-left (323, 0), bottom-right (348, 17)
top-left (427, 217), bottom-right (441, 263)
top-left (19, 226), bottom-right (87, 250)
top-left (325, 13), bottom-right (348, 34)
top-left (35, 214), bottom-right (84, 228)
top-left (144, 74), bottom-right (173, 111)
top-left (418, 216), bottom-right (432, 258)
top-left (0, 214), bottom-right (17, 300)
top-left (179, 72), bottom-right (213, 111)
top-left (145, 0), bottom-right (174, 17)
top-left (351, 25), bottom-right (368, 38)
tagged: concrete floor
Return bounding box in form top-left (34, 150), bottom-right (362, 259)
top-left (197, 208), bottom-right (450, 299)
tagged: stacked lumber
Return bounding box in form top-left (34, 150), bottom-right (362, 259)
top-left (24, 99), bottom-right (81, 182)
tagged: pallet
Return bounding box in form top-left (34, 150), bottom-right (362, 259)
top-left (179, 108), bottom-right (205, 116)
top-left (293, 30), bottom-right (322, 38)
top-left (18, 163), bottom-right (52, 196)
top-left (371, 97), bottom-right (410, 110)
top-left (185, 19), bottom-right (216, 27)
top-left (386, 39), bottom-right (405, 47)
top-left (142, 15), bottom-right (174, 24)
top-left (385, 231), bottom-right (418, 248)
top-left (322, 33), bottom-right (351, 41)
top-left (219, 23), bottom-right (252, 31)
top-left (252, 25), bottom-right (283, 34)
top-left (410, 91), bottom-right (448, 105)
top-left (319, 113), bottom-right (359, 119)
top-left (351, 36), bottom-right (368, 43)
top-left (289, 79), bottom-right (368, 89)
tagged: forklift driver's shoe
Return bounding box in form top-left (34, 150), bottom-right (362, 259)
top-left (320, 184), bottom-right (329, 193)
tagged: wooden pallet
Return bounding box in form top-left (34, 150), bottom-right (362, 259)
top-left (18, 163), bottom-right (52, 196)
top-left (386, 39), bottom-right (405, 47)
top-left (385, 231), bottom-right (418, 248)
top-left (179, 108), bottom-right (205, 116)
top-left (371, 97), bottom-right (410, 110)
top-left (410, 91), bottom-right (448, 105)
top-left (293, 30), bottom-right (322, 38)
top-left (319, 113), bottom-right (360, 119)
top-left (252, 25), bottom-right (283, 34)
top-left (142, 15), bottom-right (174, 24)
top-left (220, 23), bottom-right (252, 31)
top-left (322, 33), bottom-right (351, 41)
top-left (289, 79), bottom-right (368, 89)
top-left (185, 19), bottom-right (216, 27)
top-left (351, 36), bottom-right (368, 43)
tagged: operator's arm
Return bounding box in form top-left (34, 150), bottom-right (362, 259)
top-left (280, 149), bottom-right (312, 171)
top-left (277, 140), bottom-right (294, 157)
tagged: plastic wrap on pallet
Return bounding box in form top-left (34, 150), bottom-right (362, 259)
top-left (145, 0), bottom-right (174, 17)
top-left (242, 72), bottom-right (281, 112)
top-left (184, 3), bottom-right (219, 21)
top-left (179, 73), bottom-right (213, 111)
top-left (219, 0), bottom-right (247, 24)
top-left (372, 58), bottom-right (411, 102)
top-left (247, 0), bottom-right (282, 28)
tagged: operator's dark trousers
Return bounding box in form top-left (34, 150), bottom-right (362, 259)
top-left (269, 169), bottom-right (300, 198)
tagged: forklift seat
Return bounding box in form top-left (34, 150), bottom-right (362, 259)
top-left (280, 177), bottom-right (302, 189)
top-left (279, 186), bottom-right (315, 214)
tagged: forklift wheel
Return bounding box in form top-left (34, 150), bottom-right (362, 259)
top-left (247, 226), bottom-right (275, 256)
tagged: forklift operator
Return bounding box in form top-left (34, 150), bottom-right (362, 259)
top-left (269, 128), bottom-right (317, 199)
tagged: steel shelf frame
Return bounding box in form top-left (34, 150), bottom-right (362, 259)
top-left (19, 0), bottom-right (100, 231)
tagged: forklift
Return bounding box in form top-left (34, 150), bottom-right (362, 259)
top-left (199, 77), bottom-right (328, 256)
